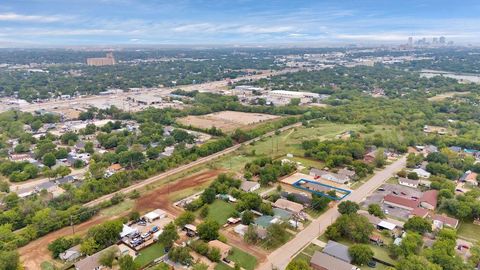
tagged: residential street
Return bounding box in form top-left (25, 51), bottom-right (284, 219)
top-left (257, 155), bottom-right (407, 270)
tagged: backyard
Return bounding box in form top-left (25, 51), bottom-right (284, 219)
top-left (214, 247), bottom-right (258, 270)
top-left (134, 242), bottom-right (166, 269)
top-left (200, 199), bottom-right (236, 225)
top-left (458, 222), bottom-right (480, 242)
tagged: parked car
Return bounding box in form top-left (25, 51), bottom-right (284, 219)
top-left (392, 191), bottom-right (398, 195)
top-left (368, 261), bottom-right (377, 268)
top-left (151, 226), bottom-right (159, 233)
top-left (137, 221), bottom-right (147, 226)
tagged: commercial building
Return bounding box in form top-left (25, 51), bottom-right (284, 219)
top-left (266, 90), bottom-right (324, 105)
top-left (86, 52), bottom-right (116, 66)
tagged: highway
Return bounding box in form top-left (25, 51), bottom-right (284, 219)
top-left (257, 155), bottom-right (407, 270)
top-left (84, 122), bottom-right (302, 207)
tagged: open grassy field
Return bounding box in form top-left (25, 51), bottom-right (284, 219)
top-left (458, 222), bottom-right (480, 242)
top-left (201, 199), bottom-right (236, 225)
top-left (428, 91), bottom-right (471, 101)
top-left (134, 242), bottom-right (165, 268)
top-left (99, 199), bottom-right (134, 217)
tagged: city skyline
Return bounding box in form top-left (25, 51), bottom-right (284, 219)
top-left (1, 0), bottom-right (480, 47)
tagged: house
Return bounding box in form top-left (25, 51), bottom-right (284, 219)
top-left (398, 178), bottom-right (419, 188)
top-left (107, 163), bottom-right (122, 173)
top-left (338, 168), bottom-right (356, 179)
top-left (309, 168), bottom-right (350, 184)
top-left (423, 125), bottom-right (447, 135)
top-left (272, 198), bottom-right (304, 215)
top-left (240, 181), bottom-right (260, 192)
top-left (310, 251), bottom-right (357, 270)
top-left (412, 168), bottom-right (431, 179)
top-left (281, 192), bottom-right (311, 205)
top-left (9, 153), bottom-right (33, 162)
top-left (208, 240), bottom-right (231, 259)
top-left (59, 245), bottom-right (81, 262)
top-left (323, 241), bottom-right (352, 263)
top-left (144, 209), bottom-right (166, 223)
top-left (74, 246), bottom-right (119, 270)
top-left (183, 224), bottom-right (197, 236)
top-left (449, 146), bottom-right (462, 153)
top-left (420, 190), bottom-right (438, 210)
top-left (409, 207), bottom-right (430, 219)
top-left (433, 214), bottom-right (459, 229)
top-left (383, 194), bottom-right (419, 210)
top-left (234, 224), bottom-right (248, 236)
top-left (424, 145), bottom-right (439, 154)
top-left (460, 170), bottom-right (478, 186)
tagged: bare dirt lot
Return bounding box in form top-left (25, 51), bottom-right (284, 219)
top-left (135, 170), bottom-right (223, 215)
top-left (178, 111), bottom-right (280, 132)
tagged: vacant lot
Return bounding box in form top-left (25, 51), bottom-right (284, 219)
top-left (428, 91), bottom-right (471, 101)
top-left (178, 111), bottom-right (279, 132)
top-left (201, 199), bottom-right (236, 225)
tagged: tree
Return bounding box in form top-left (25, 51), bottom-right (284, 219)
top-left (84, 141), bottom-right (94, 154)
top-left (201, 188), bottom-right (216, 204)
top-left (265, 223), bottom-right (289, 248)
top-left (199, 205), bottom-right (209, 218)
top-left (311, 195), bottom-right (330, 211)
top-left (119, 255), bottom-right (136, 270)
top-left (396, 233), bottom-right (423, 258)
top-left (175, 211), bottom-right (195, 227)
top-left (169, 246), bottom-right (192, 265)
top-left (0, 250), bottom-right (20, 270)
top-left (198, 220), bottom-right (220, 241)
top-left (48, 236), bottom-right (81, 258)
top-left (374, 149), bottom-right (386, 168)
top-left (397, 255), bottom-right (441, 270)
top-left (325, 214), bottom-right (374, 243)
top-left (241, 210), bottom-right (255, 225)
top-left (404, 217), bottom-right (432, 234)
top-left (368, 204), bottom-right (385, 218)
top-left (42, 153), bottom-right (56, 167)
top-left (407, 172), bottom-right (419, 180)
top-left (286, 259), bottom-right (312, 270)
top-left (158, 222), bottom-right (179, 248)
top-left (80, 237), bottom-right (99, 256)
top-left (337, 201), bottom-right (359, 215)
top-left (349, 244), bottom-right (373, 265)
top-left (244, 225), bottom-right (259, 244)
top-left (99, 247), bottom-right (117, 267)
top-left (207, 247), bottom-right (221, 262)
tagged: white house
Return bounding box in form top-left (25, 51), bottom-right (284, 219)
top-left (412, 168), bottom-right (431, 179)
top-left (398, 178), bottom-right (419, 188)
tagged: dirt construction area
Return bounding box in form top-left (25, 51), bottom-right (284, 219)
top-left (135, 169), bottom-right (223, 215)
top-left (178, 111), bottom-right (280, 132)
top-left (19, 170), bottom-right (222, 269)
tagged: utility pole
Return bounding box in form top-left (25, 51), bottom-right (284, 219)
top-left (70, 215), bottom-right (75, 235)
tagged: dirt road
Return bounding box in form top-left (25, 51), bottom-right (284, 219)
top-left (257, 155), bottom-right (407, 270)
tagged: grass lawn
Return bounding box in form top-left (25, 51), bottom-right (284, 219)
top-left (203, 199), bottom-right (236, 225)
top-left (134, 242), bottom-right (165, 269)
top-left (40, 261), bottom-right (56, 270)
top-left (215, 263), bottom-right (233, 270)
top-left (302, 243), bottom-right (323, 256)
top-left (458, 222), bottom-right (480, 242)
top-left (227, 247), bottom-right (258, 270)
top-left (99, 199), bottom-right (134, 217)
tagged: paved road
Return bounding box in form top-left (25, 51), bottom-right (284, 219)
top-left (84, 122), bottom-right (302, 207)
top-left (258, 155), bottom-right (407, 270)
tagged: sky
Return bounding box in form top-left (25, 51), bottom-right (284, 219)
top-left (0, 0), bottom-right (479, 47)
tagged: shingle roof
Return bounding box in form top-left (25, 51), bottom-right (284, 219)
top-left (384, 194), bottom-right (419, 209)
top-left (310, 252), bottom-right (355, 270)
top-left (420, 190), bottom-right (438, 208)
top-left (323, 240), bottom-right (352, 263)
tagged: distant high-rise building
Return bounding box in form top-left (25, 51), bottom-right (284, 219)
top-left (439, 36), bottom-right (446, 44)
top-left (432, 37), bottom-right (438, 44)
top-left (87, 52), bottom-right (116, 66)
top-left (408, 37), bottom-right (413, 46)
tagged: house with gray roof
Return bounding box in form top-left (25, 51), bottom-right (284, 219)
top-left (323, 240), bottom-right (352, 263)
top-left (310, 251), bottom-right (357, 270)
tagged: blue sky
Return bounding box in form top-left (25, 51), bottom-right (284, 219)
top-left (0, 0), bottom-right (479, 46)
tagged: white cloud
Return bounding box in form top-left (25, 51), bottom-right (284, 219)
top-left (0, 12), bottom-right (63, 23)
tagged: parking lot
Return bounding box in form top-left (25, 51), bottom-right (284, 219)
top-left (361, 183), bottom-right (423, 220)
top-left (121, 216), bottom-right (173, 251)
